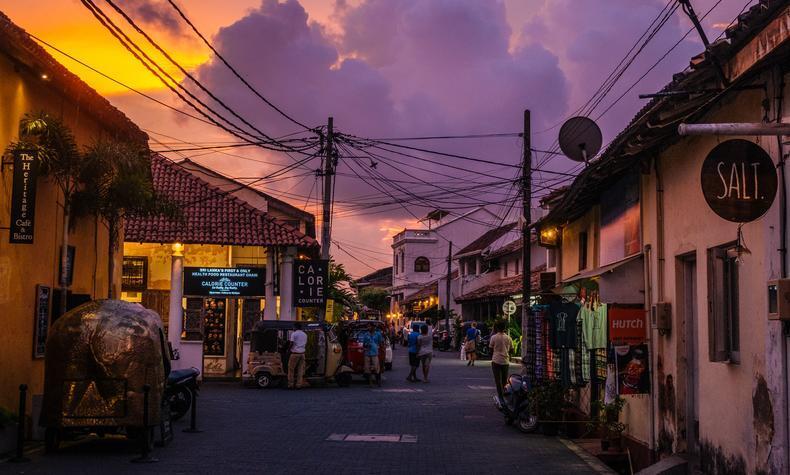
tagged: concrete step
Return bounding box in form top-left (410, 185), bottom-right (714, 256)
top-left (635, 455), bottom-right (688, 475)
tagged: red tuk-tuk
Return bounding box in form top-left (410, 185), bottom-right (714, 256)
top-left (338, 320), bottom-right (390, 376)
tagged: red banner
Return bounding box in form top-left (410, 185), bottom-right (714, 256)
top-left (609, 307), bottom-right (647, 345)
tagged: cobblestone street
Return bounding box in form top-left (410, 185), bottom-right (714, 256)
top-left (3, 350), bottom-right (609, 474)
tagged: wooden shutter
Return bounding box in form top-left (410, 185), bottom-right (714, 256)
top-left (707, 248), bottom-right (728, 362)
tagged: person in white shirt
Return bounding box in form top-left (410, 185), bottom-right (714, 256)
top-left (288, 323), bottom-right (308, 389)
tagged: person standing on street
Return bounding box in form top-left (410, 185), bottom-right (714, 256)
top-left (417, 325), bottom-right (434, 383)
top-left (362, 323), bottom-right (383, 387)
top-left (288, 322), bottom-right (308, 389)
top-left (489, 321), bottom-right (513, 401)
top-left (464, 322), bottom-right (480, 366)
top-left (407, 324), bottom-right (421, 382)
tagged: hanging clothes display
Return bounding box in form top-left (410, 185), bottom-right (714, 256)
top-left (548, 301), bottom-right (579, 348)
top-left (581, 302), bottom-right (608, 349)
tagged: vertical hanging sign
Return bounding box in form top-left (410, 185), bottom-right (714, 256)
top-left (9, 149), bottom-right (40, 244)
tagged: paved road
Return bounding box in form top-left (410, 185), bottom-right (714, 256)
top-left (2, 349), bottom-right (606, 474)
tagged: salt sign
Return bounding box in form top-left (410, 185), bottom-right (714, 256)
top-left (700, 139), bottom-right (777, 223)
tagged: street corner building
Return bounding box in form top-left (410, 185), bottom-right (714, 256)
top-left (0, 12), bottom-right (147, 419)
top-left (122, 154), bottom-right (318, 380)
top-left (532, 3), bottom-right (790, 474)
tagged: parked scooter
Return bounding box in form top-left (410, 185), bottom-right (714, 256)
top-left (165, 367), bottom-right (200, 421)
top-left (494, 373), bottom-right (538, 433)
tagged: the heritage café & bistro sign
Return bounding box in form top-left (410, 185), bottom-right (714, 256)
top-left (700, 139), bottom-right (778, 223)
top-left (9, 149), bottom-right (40, 244)
top-left (183, 267), bottom-right (265, 297)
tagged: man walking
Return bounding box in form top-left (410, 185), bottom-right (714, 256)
top-left (464, 322), bottom-right (480, 366)
top-left (417, 325), bottom-right (434, 383)
top-left (288, 322), bottom-right (308, 389)
top-left (362, 323), bottom-right (383, 387)
top-left (489, 321), bottom-right (513, 401)
top-left (406, 324), bottom-right (421, 382)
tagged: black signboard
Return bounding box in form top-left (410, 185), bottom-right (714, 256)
top-left (701, 139), bottom-right (777, 223)
top-left (293, 259), bottom-right (328, 307)
top-left (9, 149), bottom-right (39, 244)
top-left (33, 284), bottom-right (51, 358)
top-left (183, 267), bottom-right (265, 297)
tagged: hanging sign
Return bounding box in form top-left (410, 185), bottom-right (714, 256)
top-left (9, 149), bottom-right (40, 244)
top-left (615, 344), bottom-right (650, 395)
top-left (183, 267), bottom-right (265, 297)
top-left (700, 139), bottom-right (777, 223)
top-left (609, 306), bottom-right (647, 345)
top-left (293, 259), bottom-right (328, 307)
top-left (33, 284), bottom-right (51, 358)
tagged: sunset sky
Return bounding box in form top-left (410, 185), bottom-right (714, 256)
top-left (0, 0), bottom-right (754, 277)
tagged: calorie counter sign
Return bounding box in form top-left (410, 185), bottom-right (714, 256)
top-left (293, 259), bottom-right (328, 307)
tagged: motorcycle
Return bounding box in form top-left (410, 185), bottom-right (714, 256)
top-left (165, 367), bottom-right (200, 421)
top-left (494, 373), bottom-right (538, 434)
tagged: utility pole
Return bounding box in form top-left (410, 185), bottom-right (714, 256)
top-left (319, 117), bottom-right (334, 322)
top-left (445, 240), bottom-right (452, 348)
top-left (521, 110), bottom-right (531, 361)
top-left (321, 116), bottom-right (334, 260)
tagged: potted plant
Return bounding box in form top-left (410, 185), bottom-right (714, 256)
top-left (528, 380), bottom-right (568, 436)
top-left (588, 396), bottom-right (627, 451)
top-left (0, 406), bottom-right (17, 454)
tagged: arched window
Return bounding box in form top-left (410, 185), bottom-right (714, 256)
top-left (414, 256), bottom-right (430, 273)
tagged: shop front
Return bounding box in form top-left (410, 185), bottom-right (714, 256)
top-left (123, 155), bottom-right (318, 380)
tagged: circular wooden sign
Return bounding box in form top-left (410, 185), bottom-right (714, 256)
top-left (700, 139), bottom-right (777, 223)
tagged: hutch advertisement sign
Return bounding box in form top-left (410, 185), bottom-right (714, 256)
top-left (609, 306), bottom-right (647, 345)
top-left (294, 259), bottom-right (328, 307)
top-left (183, 267), bottom-right (265, 297)
top-left (700, 139), bottom-right (777, 223)
top-left (9, 149), bottom-right (39, 244)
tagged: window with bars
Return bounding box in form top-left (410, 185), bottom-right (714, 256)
top-left (122, 256), bottom-right (148, 291)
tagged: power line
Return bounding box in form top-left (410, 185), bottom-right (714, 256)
top-left (166, 0), bottom-right (311, 131)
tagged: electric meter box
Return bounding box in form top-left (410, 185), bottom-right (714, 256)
top-left (651, 302), bottom-right (671, 331)
top-left (767, 279), bottom-right (790, 320)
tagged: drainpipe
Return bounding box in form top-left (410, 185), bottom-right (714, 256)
top-left (654, 154), bottom-right (666, 459)
top-left (773, 66), bottom-right (789, 475)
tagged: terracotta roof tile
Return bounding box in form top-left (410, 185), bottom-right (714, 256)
top-left (124, 154), bottom-right (318, 248)
top-left (455, 264), bottom-right (547, 303)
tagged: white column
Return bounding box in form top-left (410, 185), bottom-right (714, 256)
top-left (264, 249), bottom-right (276, 320)
top-left (168, 243), bottom-right (184, 364)
top-left (279, 246), bottom-right (296, 320)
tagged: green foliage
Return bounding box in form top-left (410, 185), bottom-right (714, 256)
top-left (588, 396), bottom-right (627, 438)
top-left (527, 380), bottom-right (569, 421)
top-left (327, 260), bottom-right (359, 319)
top-left (0, 406), bottom-right (16, 429)
top-left (359, 287), bottom-right (389, 313)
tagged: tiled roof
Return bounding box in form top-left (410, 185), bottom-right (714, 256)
top-left (455, 264), bottom-right (546, 303)
top-left (456, 222), bottom-right (517, 257)
top-left (353, 266), bottom-right (393, 288)
top-left (0, 11), bottom-right (146, 144)
top-left (124, 154), bottom-right (318, 247)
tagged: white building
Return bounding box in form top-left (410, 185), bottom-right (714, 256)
top-left (390, 208), bottom-right (499, 315)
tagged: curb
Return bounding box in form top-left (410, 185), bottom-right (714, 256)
top-left (558, 437), bottom-right (617, 474)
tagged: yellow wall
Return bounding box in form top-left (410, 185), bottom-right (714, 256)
top-left (0, 53), bottom-right (127, 411)
top-left (560, 206), bottom-right (600, 280)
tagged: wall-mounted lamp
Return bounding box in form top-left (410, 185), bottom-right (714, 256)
top-left (172, 242), bottom-right (184, 256)
top-left (538, 226), bottom-right (559, 247)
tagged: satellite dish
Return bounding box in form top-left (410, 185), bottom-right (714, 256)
top-left (558, 116), bottom-right (602, 163)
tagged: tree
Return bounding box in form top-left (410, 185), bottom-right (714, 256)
top-left (359, 287), bottom-right (389, 315)
top-left (74, 139), bottom-right (176, 298)
top-left (7, 113), bottom-right (81, 315)
top-left (327, 260), bottom-right (359, 318)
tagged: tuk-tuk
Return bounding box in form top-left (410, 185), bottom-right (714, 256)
top-left (40, 300), bottom-right (170, 452)
top-left (246, 321), bottom-right (352, 388)
top-left (337, 320), bottom-right (390, 375)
